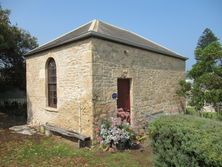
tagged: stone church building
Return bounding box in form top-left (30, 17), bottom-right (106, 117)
top-left (26, 20), bottom-right (186, 138)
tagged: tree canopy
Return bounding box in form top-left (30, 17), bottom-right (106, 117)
top-left (178, 28), bottom-right (222, 112)
top-left (196, 28), bottom-right (218, 50)
top-left (0, 7), bottom-right (38, 91)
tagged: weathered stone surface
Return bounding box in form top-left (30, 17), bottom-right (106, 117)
top-left (91, 38), bottom-right (185, 134)
top-left (26, 39), bottom-right (94, 138)
top-left (9, 125), bottom-right (36, 135)
top-left (26, 37), bottom-right (185, 140)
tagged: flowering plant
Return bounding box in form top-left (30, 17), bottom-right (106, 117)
top-left (97, 117), bottom-right (135, 150)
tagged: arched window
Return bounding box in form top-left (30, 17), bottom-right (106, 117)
top-left (47, 58), bottom-right (57, 108)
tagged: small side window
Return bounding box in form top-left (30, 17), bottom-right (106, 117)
top-left (47, 58), bottom-right (57, 108)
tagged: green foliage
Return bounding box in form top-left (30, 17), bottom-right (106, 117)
top-left (0, 7), bottom-right (38, 91)
top-left (176, 80), bottom-right (191, 97)
top-left (189, 41), bottom-right (222, 112)
top-left (185, 106), bottom-right (196, 114)
top-left (178, 28), bottom-right (222, 112)
top-left (189, 84), bottom-right (205, 111)
top-left (196, 28), bottom-right (218, 51)
top-left (149, 115), bottom-right (222, 167)
top-left (202, 112), bottom-right (222, 121)
top-left (186, 106), bottom-right (222, 121)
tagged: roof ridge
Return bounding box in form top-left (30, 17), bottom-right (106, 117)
top-left (88, 19), bottom-right (100, 32)
top-left (88, 19), bottom-right (96, 31)
top-left (26, 19), bottom-right (187, 60)
top-left (94, 20), bottom-right (99, 32)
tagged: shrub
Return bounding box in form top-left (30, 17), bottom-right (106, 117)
top-left (149, 115), bottom-right (222, 167)
top-left (186, 106), bottom-right (222, 121)
top-left (185, 106), bottom-right (198, 115)
top-left (97, 117), bottom-right (135, 150)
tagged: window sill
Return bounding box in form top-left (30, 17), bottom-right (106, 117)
top-left (44, 107), bottom-right (58, 113)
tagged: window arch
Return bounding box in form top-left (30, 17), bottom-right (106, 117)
top-left (47, 58), bottom-right (57, 108)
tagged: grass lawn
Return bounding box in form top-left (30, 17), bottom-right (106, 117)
top-left (0, 126), bottom-right (153, 167)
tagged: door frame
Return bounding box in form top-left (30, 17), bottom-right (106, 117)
top-left (117, 78), bottom-right (133, 125)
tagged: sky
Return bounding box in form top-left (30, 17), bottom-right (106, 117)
top-left (1, 0), bottom-right (222, 70)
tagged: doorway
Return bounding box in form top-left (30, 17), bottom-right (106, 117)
top-left (117, 78), bottom-right (131, 123)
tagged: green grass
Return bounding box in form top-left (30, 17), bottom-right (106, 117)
top-left (0, 134), bottom-right (153, 167)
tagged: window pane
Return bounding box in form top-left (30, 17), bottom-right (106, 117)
top-left (47, 58), bottom-right (57, 108)
top-left (53, 91), bottom-right (57, 98)
top-left (49, 76), bottom-right (56, 84)
top-left (53, 98), bottom-right (57, 105)
top-left (49, 85), bottom-right (56, 91)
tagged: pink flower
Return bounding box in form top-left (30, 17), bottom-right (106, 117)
top-left (95, 127), bottom-right (100, 132)
top-left (111, 117), bottom-right (122, 127)
top-left (96, 136), bottom-right (102, 142)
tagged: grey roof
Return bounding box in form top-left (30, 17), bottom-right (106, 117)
top-left (26, 20), bottom-right (187, 60)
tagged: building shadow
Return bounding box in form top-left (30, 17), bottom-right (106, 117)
top-left (0, 111), bottom-right (26, 129)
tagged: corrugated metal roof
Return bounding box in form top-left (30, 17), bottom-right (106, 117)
top-left (26, 20), bottom-right (187, 60)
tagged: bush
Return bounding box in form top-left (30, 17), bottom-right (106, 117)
top-left (97, 118), bottom-right (135, 150)
top-left (186, 106), bottom-right (222, 121)
top-left (185, 106), bottom-right (198, 115)
top-left (149, 115), bottom-right (222, 167)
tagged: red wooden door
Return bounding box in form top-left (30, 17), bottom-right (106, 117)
top-left (117, 79), bottom-right (130, 112)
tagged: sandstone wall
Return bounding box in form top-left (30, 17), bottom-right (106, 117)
top-left (26, 37), bottom-right (186, 139)
top-left (91, 38), bottom-right (185, 132)
top-left (26, 39), bottom-right (93, 137)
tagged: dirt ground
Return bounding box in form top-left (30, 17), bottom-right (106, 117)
top-left (0, 111), bottom-right (42, 144)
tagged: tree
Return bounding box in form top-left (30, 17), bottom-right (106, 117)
top-left (0, 7), bottom-right (38, 91)
top-left (178, 28), bottom-right (222, 112)
top-left (195, 28), bottom-right (219, 62)
top-left (196, 28), bottom-right (218, 50)
top-left (189, 41), bottom-right (222, 112)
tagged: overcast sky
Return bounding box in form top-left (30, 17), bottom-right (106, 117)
top-left (1, 0), bottom-right (222, 70)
